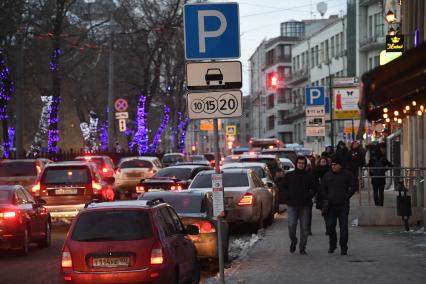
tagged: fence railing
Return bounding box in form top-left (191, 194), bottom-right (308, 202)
top-left (358, 167), bottom-right (426, 208)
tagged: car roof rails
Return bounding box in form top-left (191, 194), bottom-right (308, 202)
top-left (84, 199), bottom-right (102, 208)
top-left (146, 198), bottom-right (165, 207)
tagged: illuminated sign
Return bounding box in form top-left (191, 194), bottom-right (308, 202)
top-left (386, 35), bottom-right (404, 52)
top-left (379, 50), bottom-right (402, 65)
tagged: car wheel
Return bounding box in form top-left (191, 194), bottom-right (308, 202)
top-left (37, 221), bottom-right (51, 248)
top-left (250, 205), bottom-right (263, 233)
top-left (17, 227), bottom-right (29, 256)
top-left (190, 257), bottom-right (201, 284)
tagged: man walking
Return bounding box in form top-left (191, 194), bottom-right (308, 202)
top-left (321, 156), bottom-right (358, 255)
top-left (282, 156), bottom-right (318, 255)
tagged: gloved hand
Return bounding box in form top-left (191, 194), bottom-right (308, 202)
top-left (321, 201), bottom-right (329, 217)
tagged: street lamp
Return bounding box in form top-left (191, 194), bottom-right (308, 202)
top-left (385, 10), bottom-right (396, 23)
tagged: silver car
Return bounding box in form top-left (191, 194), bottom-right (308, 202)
top-left (222, 162), bottom-right (279, 214)
top-left (188, 168), bottom-right (274, 232)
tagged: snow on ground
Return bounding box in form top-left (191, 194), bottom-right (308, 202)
top-left (203, 229), bottom-right (265, 284)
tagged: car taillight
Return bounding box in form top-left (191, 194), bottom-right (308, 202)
top-left (136, 185), bottom-right (145, 193)
top-left (32, 182), bottom-right (41, 194)
top-left (199, 221), bottom-right (215, 233)
top-left (150, 242), bottom-right (164, 265)
top-left (102, 167), bottom-right (108, 173)
top-left (92, 181), bottom-right (102, 194)
top-left (0, 211), bottom-right (17, 219)
top-left (170, 185), bottom-right (182, 191)
top-left (238, 193), bottom-right (254, 206)
top-left (61, 246), bottom-right (73, 268)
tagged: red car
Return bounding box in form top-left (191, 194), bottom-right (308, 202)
top-left (74, 155), bottom-right (115, 178)
top-left (0, 185), bottom-right (51, 255)
top-left (60, 200), bottom-right (200, 284)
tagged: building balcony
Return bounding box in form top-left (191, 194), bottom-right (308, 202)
top-left (289, 68), bottom-right (309, 84)
top-left (265, 55), bottom-right (292, 69)
top-left (360, 36), bottom-right (385, 52)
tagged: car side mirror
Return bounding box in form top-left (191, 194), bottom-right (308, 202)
top-left (104, 177), bottom-right (115, 185)
top-left (185, 224), bottom-right (200, 235)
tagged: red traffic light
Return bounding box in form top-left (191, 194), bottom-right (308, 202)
top-left (271, 76), bottom-right (278, 87)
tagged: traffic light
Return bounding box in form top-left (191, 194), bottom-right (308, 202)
top-left (191, 145), bottom-right (196, 153)
top-left (267, 72), bottom-right (279, 89)
top-left (227, 141), bottom-right (233, 150)
top-left (271, 75), bottom-right (278, 87)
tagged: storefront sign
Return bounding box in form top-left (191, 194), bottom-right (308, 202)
top-left (386, 35), bottom-right (404, 52)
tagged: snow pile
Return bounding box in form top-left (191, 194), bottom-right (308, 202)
top-left (228, 231), bottom-right (263, 261)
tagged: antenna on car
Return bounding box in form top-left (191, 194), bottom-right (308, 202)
top-left (146, 198), bottom-right (165, 207)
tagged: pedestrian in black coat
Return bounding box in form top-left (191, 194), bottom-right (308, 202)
top-left (334, 141), bottom-right (350, 169)
top-left (368, 145), bottom-right (393, 206)
top-left (321, 155), bottom-right (358, 255)
top-left (348, 140), bottom-right (366, 180)
top-left (314, 156), bottom-right (331, 234)
top-left (281, 156), bottom-right (318, 255)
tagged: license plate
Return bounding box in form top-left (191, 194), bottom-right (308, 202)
top-left (126, 172), bottom-right (141, 177)
top-left (55, 188), bottom-right (78, 195)
top-left (92, 257), bottom-right (130, 268)
top-left (148, 188), bottom-right (165, 192)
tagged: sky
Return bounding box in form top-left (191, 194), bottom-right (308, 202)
top-left (210, 0), bottom-right (348, 95)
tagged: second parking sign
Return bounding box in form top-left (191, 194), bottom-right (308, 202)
top-left (186, 61), bottom-right (242, 90)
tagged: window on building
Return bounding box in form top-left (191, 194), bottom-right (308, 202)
top-left (331, 36), bottom-right (335, 57)
top-left (374, 13), bottom-right (384, 37)
top-left (325, 39), bottom-right (329, 62)
top-left (267, 94), bottom-right (274, 109)
top-left (310, 47), bottom-right (315, 68)
top-left (368, 57), bottom-right (373, 70)
top-left (321, 78), bottom-right (325, 86)
top-left (278, 88), bottom-right (291, 103)
top-left (320, 42), bottom-right (324, 63)
top-left (336, 34), bottom-right (340, 57)
top-left (296, 55), bottom-right (300, 70)
top-left (280, 132), bottom-right (293, 144)
top-left (268, 115), bottom-right (275, 130)
top-left (292, 58), bottom-right (296, 70)
top-left (266, 49), bottom-right (274, 66)
top-left (373, 55), bottom-right (380, 68)
top-left (340, 32), bottom-right (344, 55)
top-left (369, 15), bottom-right (373, 38)
top-left (315, 45), bottom-right (319, 66)
top-left (301, 52), bottom-right (305, 67)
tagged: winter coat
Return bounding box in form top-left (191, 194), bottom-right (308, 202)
top-left (335, 142), bottom-right (350, 169)
top-left (321, 169), bottom-right (357, 206)
top-left (368, 154), bottom-right (393, 186)
top-left (348, 148), bottom-right (366, 176)
top-left (281, 157), bottom-right (318, 207)
top-left (313, 165), bottom-right (331, 209)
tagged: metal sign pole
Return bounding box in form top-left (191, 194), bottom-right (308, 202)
top-left (214, 118), bottom-right (225, 284)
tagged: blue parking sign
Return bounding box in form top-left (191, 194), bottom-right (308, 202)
top-left (184, 2), bottom-right (240, 60)
top-left (305, 87), bottom-right (325, 106)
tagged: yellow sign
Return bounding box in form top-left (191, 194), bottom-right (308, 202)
top-left (380, 50), bottom-right (402, 65)
top-left (333, 88), bottom-right (360, 120)
top-left (386, 35), bottom-right (404, 52)
top-left (200, 119), bottom-right (222, 131)
top-left (226, 125), bottom-right (237, 136)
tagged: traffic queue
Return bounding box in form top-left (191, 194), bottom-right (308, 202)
top-left (0, 147), bottom-right (306, 283)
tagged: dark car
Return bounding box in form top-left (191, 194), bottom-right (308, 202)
top-left (136, 165), bottom-right (212, 194)
top-left (205, 68), bottom-right (223, 85)
top-left (74, 155), bottom-right (115, 178)
top-left (33, 161), bottom-right (115, 222)
top-left (60, 200), bottom-right (200, 284)
top-left (161, 153), bottom-right (185, 167)
top-left (203, 153), bottom-right (224, 167)
top-left (0, 159), bottom-right (52, 193)
top-left (140, 190), bottom-right (229, 261)
top-left (0, 185), bottom-right (51, 255)
top-left (239, 154), bottom-right (285, 181)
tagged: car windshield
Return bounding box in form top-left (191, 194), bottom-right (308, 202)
top-left (75, 157), bottom-right (104, 168)
top-left (0, 161), bottom-right (36, 177)
top-left (119, 160), bottom-right (152, 169)
top-left (0, 191), bottom-right (12, 203)
top-left (190, 172), bottom-right (249, 188)
top-left (153, 168), bottom-right (192, 180)
top-left (142, 194), bottom-right (205, 214)
top-left (71, 210), bottom-right (152, 242)
top-left (162, 155), bottom-right (184, 163)
top-left (42, 167), bottom-right (90, 184)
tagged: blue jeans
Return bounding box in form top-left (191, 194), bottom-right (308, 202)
top-left (287, 206), bottom-right (310, 251)
top-left (326, 204), bottom-right (350, 251)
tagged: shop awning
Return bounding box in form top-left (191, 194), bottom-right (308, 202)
top-left (361, 42), bottom-right (426, 121)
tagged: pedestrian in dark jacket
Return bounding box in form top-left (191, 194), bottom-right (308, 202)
top-left (314, 156), bottom-right (331, 234)
top-left (281, 156), bottom-right (318, 255)
top-left (321, 155), bottom-right (358, 255)
top-left (335, 141), bottom-right (350, 169)
top-left (368, 145), bottom-right (393, 206)
top-left (348, 140), bottom-right (366, 180)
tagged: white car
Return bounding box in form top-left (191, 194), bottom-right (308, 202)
top-left (188, 168), bottom-right (274, 232)
top-left (279, 158), bottom-right (295, 173)
top-left (114, 156), bottom-right (162, 199)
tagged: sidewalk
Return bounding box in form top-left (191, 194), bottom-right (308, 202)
top-left (218, 195), bottom-right (426, 284)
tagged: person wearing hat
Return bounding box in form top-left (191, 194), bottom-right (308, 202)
top-left (281, 155), bottom-right (318, 255)
top-left (321, 155), bottom-right (358, 255)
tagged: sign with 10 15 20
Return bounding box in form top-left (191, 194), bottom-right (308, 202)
top-left (187, 90), bottom-right (242, 120)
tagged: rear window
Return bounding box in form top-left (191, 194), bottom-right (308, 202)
top-left (42, 167), bottom-right (90, 184)
top-left (190, 172), bottom-right (249, 188)
top-left (71, 210), bottom-right (152, 242)
top-left (0, 161), bottom-right (36, 177)
top-left (162, 155), bottom-right (184, 163)
top-left (119, 160), bottom-right (153, 169)
top-left (154, 168), bottom-right (192, 180)
top-left (0, 190), bottom-right (12, 203)
top-left (75, 157), bottom-right (105, 168)
top-left (141, 194), bottom-right (205, 214)
top-left (226, 166), bottom-right (265, 178)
